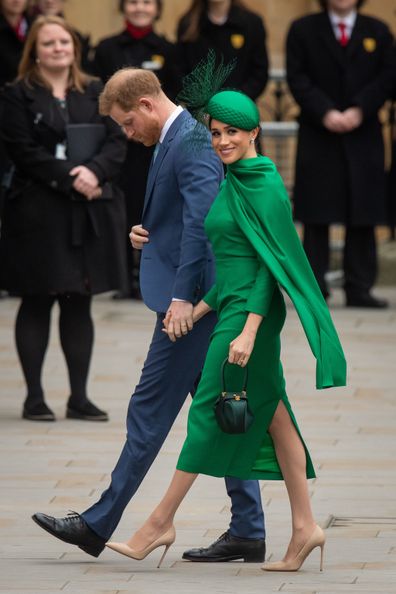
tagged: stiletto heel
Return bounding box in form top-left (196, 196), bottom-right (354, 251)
top-left (157, 543), bottom-right (171, 568)
top-left (319, 541), bottom-right (324, 572)
top-left (261, 524), bottom-right (325, 572)
top-left (106, 525), bottom-right (176, 567)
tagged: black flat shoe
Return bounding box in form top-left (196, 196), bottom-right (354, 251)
top-left (346, 293), bottom-right (389, 309)
top-left (182, 531), bottom-right (266, 563)
top-left (66, 399), bottom-right (109, 421)
top-left (32, 511), bottom-right (106, 557)
top-left (22, 401), bottom-right (55, 421)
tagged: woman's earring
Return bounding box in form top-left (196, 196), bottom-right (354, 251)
top-left (250, 138), bottom-right (255, 144)
top-left (36, 58), bottom-right (40, 64)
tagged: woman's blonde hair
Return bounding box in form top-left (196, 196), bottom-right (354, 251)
top-left (17, 15), bottom-right (92, 92)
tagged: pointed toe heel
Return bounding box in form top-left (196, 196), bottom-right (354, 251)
top-left (262, 525), bottom-right (325, 572)
top-left (106, 525), bottom-right (175, 567)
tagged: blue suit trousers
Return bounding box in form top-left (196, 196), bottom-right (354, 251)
top-left (82, 312), bottom-right (265, 540)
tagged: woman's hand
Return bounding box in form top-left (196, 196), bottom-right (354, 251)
top-left (228, 312), bottom-right (263, 367)
top-left (228, 330), bottom-right (256, 367)
top-left (70, 165), bottom-right (100, 200)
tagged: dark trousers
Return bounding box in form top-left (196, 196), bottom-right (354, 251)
top-left (303, 224), bottom-right (377, 298)
top-left (82, 312), bottom-right (265, 540)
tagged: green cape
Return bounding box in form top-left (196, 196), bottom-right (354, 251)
top-left (225, 155), bottom-right (347, 389)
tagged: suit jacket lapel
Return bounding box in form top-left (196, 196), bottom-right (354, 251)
top-left (345, 14), bottom-right (365, 59)
top-left (142, 110), bottom-right (189, 219)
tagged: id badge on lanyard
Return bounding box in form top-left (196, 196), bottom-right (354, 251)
top-left (55, 142), bottom-right (67, 160)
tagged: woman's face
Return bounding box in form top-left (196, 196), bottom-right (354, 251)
top-left (37, 0), bottom-right (64, 16)
top-left (36, 23), bottom-right (74, 73)
top-left (123, 0), bottom-right (158, 28)
top-left (210, 119), bottom-right (258, 164)
top-left (1, 0), bottom-right (27, 16)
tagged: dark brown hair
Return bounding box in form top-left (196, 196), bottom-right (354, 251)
top-left (317, 0), bottom-right (366, 9)
top-left (180, 0), bottom-right (246, 43)
top-left (118, 0), bottom-right (162, 20)
top-left (99, 67), bottom-right (162, 115)
top-left (17, 15), bottom-right (92, 92)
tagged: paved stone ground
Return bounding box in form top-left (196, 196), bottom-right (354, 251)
top-left (0, 288), bottom-right (395, 594)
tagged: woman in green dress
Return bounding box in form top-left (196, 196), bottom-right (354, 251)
top-left (106, 90), bottom-right (347, 572)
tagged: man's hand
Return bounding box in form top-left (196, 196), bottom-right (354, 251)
top-left (323, 108), bottom-right (363, 134)
top-left (342, 107), bottom-right (363, 131)
top-left (322, 109), bottom-right (350, 133)
top-left (70, 165), bottom-right (100, 199)
top-left (129, 224), bottom-right (149, 249)
top-left (163, 301), bottom-right (194, 342)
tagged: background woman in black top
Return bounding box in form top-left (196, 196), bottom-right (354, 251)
top-left (93, 0), bottom-right (180, 299)
top-left (176, 0), bottom-right (269, 101)
top-left (0, 16), bottom-right (127, 421)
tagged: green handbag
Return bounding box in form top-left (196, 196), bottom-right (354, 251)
top-left (214, 358), bottom-right (254, 434)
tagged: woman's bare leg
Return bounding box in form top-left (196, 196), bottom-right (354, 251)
top-left (268, 400), bottom-right (316, 560)
top-left (125, 470), bottom-right (198, 549)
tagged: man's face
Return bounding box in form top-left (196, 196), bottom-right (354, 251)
top-left (110, 101), bottom-right (161, 146)
top-left (327, 0), bottom-right (358, 15)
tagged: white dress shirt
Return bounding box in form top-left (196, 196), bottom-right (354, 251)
top-left (329, 10), bottom-right (357, 42)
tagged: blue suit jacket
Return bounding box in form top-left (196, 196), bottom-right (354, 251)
top-left (140, 110), bottom-right (223, 313)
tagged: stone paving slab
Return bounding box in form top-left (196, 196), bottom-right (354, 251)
top-left (1, 287), bottom-right (395, 593)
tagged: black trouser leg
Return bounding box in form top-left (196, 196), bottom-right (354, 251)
top-left (303, 224), bottom-right (330, 297)
top-left (58, 294), bottom-right (93, 405)
top-left (15, 295), bottom-right (56, 404)
top-left (344, 226), bottom-right (377, 298)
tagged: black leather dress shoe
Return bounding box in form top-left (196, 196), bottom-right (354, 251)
top-left (346, 293), bottom-right (388, 309)
top-left (32, 512), bottom-right (106, 557)
top-left (182, 531), bottom-right (265, 563)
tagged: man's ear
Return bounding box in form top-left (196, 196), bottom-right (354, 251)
top-left (138, 98), bottom-right (153, 112)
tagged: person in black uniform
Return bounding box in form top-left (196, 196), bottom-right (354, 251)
top-left (0, 16), bottom-right (127, 421)
top-left (176, 0), bottom-right (268, 101)
top-left (388, 79), bottom-right (396, 231)
top-left (0, 0), bottom-right (31, 218)
top-left (93, 0), bottom-right (180, 299)
top-left (0, 0), bottom-right (30, 88)
top-left (29, 0), bottom-right (92, 72)
top-left (286, 0), bottom-right (395, 308)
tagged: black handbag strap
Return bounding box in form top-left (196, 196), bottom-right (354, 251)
top-left (221, 358), bottom-right (248, 393)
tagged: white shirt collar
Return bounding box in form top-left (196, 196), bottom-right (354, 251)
top-left (329, 9), bottom-right (357, 31)
top-left (159, 105), bottom-right (184, 144)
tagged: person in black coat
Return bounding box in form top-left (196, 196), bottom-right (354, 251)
top-left (29, 0), bottom-right (92, 72)
top-left (0, 16), bottom-right (128, 421)
top-left (286, 0), bottom-right (395, 308)
top-left (93, 0), bottom-right (180, 299)
top-left (0, 0), bottom-right (31, 210)
top-left (0, 0), bottom-right (30, 88)
top-left (176, 0), bottom-right (268, 101)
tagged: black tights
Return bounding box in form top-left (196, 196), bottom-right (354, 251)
top-left (15, 294), bottom-right (93, 406)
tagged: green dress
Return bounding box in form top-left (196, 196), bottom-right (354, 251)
top-left (176, 155), bottom-right (346, 480)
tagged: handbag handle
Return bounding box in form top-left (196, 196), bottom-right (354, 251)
top-left (221, 357), bottom-right (248, 394)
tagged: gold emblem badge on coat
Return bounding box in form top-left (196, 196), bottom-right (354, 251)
top-left (230, 34), bottom-right (245, 49)
top-left (363, 38), bottom-right (376, 52)
top-left (151, 54), bottom-right (165, 66)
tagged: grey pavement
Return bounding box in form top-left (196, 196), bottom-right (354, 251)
top-left (0, 287), bottom-right (395, 594)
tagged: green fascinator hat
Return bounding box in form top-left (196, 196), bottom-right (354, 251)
top-left (207, 90), bottom-right (260, 131)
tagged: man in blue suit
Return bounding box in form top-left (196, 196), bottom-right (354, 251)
top-left (32, 68), bottom-right (266, 563)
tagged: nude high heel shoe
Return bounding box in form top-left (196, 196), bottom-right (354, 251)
top-left (106, 525), bottom-right (176, 568)
top-left (262, 524), bottom-right (325, 572)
